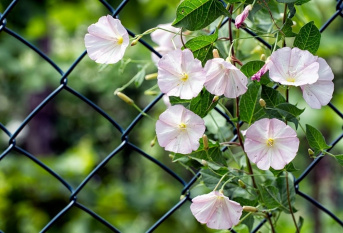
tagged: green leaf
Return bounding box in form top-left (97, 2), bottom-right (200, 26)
top-left (287, 4), bottom-right (296, 18)
top-left (335, 155), bottom-right (343, 167)
top-left (293, 21), bottom-right (321, 54)
top-left (270, 162), bottom-right (298, 176)
top-left (261, 85), bottom-right (286, 107)
top-left (133, 65), bottom-right (147, 87)
top-left (240, 61), bottom-right (265, 78)
top-left (276, 0), bottom-right (298, 3)
top-left (201, 167), bottom-right (229, 190)
top-left (239, 82), bottom-right (262, 125)
top-left (190, 88), bottom-right (216, 118)
top-left (184, 31), bottom-right (218, 65)
top-left (259, 173), bottom-right (295, 213)
top-left (169, 96), bottom-right (191, 105)
top-left (265, 103), bottom-right (304, 128)
top-left (172, 0), bottom-right (229, 31)
top-left (305, 124), bottom-right (331, 154)
top-left (295, 0), bottom-right (311, 5)
top-left (296, 216), bottom-right (304, 233)
top-left (280, 18), bottom-right (297, 37)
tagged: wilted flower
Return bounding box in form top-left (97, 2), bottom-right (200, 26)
top-left (244, 118), bottom-right (299, 170)
top-left (84, 15), bottom-right (129, 64)
top-left (300, 58), bottom-right (334, 109)
top-left (155, 105), bottom-right (205, 154)
top-left (151, 23), bottom-right (185, 63)
top-left (235, 5), bottom-right (252, 29)
top-left (157, 49), bottom-right (205, 99)
top-left (251, 58), bottom-right (270, 81)
top-left (268, 47), bottom-right (319, 86)
top-left (204, 58), bottom-right (248, 98)
top-left (190, 191), bottom-right (243, 230)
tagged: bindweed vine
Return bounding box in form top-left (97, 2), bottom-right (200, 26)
top-left (84, 0), bottom-right (341, 231)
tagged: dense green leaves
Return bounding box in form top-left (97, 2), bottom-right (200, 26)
top-left (280, 18), bottom-right (297, 37)
top-left (173, 0), bottom-right (229, 31)
top-left (240, 60), bottom-right (265, 78)
top-left (190, 89), bottom-right (217, 118)
top-left (305, 124), bottom-right (330, 154)
top-left (183, 31), bottom-right (218, 65)
top-left (293, 21), bottom-right (321, 54)
top-left (239, 82), bottom-right (262, 125)
top-left (261, 85), bottom-right (286, 107)
top-left (265, 103), bottom-right (304, 128)
top-left (334, 155), bottom-right (343, 167)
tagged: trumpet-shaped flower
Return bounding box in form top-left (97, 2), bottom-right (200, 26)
top-left (85, 15), bottom-right (129, 64)
top-left (244, 118), bottom-right (299, 170)
top-left (268, 47), bottom-right (319, 86)
top-left (151, 23), bottom-right (185, 64)
top-left (156, 105), bottom-right (205, 154)
top-left (251, 59), bottom-right (270, 81)
top-left (190, 191), bottom-right (243, 230)
top-left (204, 58), bottom-right (248, 98)
top-left (235, 5), bottom-right (252, 29)
top-left (157, 49), bottom-right (206, 99)
top-left (300, 58), bottom-right (334, 109)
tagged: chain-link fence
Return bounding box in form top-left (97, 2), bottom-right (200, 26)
top-left (0, 0), bottom-right (342, 232)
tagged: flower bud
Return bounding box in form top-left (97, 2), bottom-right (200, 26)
top-left (131, 35), bottom-right (143, 46)
top-left (180, 194), bottom-right (186, 200)
top-left (201, 159), bottom-right (208, 167)
top-left (243, 206), bottom-right (258, 213)
top-left (144, 90), bottom-right (159, 96)
top-left (169, 154), bottom-right (175, 160)
top-left (212, 96), bottom-right (219, 103)
top-left (308, 148), bottom-right (315, 157)
top-left (212, 49), bottom-right (220, 58)
top-left (145, 73), bottom-right (158, 80)
top-left (202, 134), bottom-right (209, 151)
top-left (150, 139), bottom-right (156, 147)
top-left (235, 5), bottom-right (253, 29)
top-left (260, 54), bottom-right (266, 61)
top-left (116, 92), bottom-right (134, 105)
top-left (238, 179), bottom-right (246, 189)
top-left (259, 98), bottom-right (266, 108)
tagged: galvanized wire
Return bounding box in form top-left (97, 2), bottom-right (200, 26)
top-left (0, 0), bottom-right (342, 232)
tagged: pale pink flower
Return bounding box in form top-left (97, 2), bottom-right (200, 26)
top-left (156, 105), bottom-right (205, 154)
top-left (204, 58), bottom-right (248, 98)
top-left (151, 23), bottom-right (185, 64)
top-left (190, 191), bottom-right (243, 230)
top-left (244, 118), bottom-right (299, 170)
top-left (235, 5), bottom-right (252, 29)
top-left (84, 15), bottom-right (129, 64)
top-left (157, 49), bottom-right (205, 100)
top-left (268, 47), bottom-right (319, 86)
top-left (300, 58), bottom-right (334, 109)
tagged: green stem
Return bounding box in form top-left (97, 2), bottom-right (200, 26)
top-left (286, 171), bottom-right (300, 233)
top-left (213, 173), bottom-right (228, 191)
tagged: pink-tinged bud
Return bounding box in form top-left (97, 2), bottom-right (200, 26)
top-left (235, 5), bottom-right (252, 29)
top-left (251, 58), bottom-right (270, 81)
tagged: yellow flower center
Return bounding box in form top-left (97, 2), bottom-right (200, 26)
top-left (117, 36), bottom-right (124, 45)
top-left (179, 123), bottom-right (187, 129)
top-left (267, 138), bottom-right (274, 147)
top-left (181, 73), bottom-right (189, 82)
top-left (286, 77), bottom-right (296, 83)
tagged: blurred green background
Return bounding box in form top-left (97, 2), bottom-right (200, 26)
top-left (0, 0), bottom-right (342, 232)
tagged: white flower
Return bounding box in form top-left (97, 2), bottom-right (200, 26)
top-left (157, 49), bottom-right (206, 100)
top-left (155, 105), bottom-right (205, 154)
top-left (204, 58), bottom-right (248, 98)
top-left (84, 15), bottom-right (129, 64)
top-left (190, 191), bottom-right (243, 230)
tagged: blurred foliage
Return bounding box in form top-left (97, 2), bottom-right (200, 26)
top-left (0, 0), bottom-right (342, 232)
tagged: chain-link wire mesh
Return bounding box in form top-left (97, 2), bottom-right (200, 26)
top-left (0, 0), bottom-right (342, 232)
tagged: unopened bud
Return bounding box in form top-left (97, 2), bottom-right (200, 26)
top-left (150, 139), bottom-right (156, 147)
top-left (116, 92), bottom-right (134, 105)
top-left (212, 96), bottom-right (219, 103)
top-left (145, 73), bottom-right (158, 80)
top-left (238, 179), bottom-right (246, 189)
top-left (212, 49), bottom-right (220, 58)
top-left (259, 98), bottom-right (266, 108)
top-left (180, 194), bottom-right (186, 200)
top-left (144, 90), bottom-right (159, 96)
top-left (308, 148), bottom-right (315, 157)
top-left (243, 206), bottom-right (258, 213)
top-left (131, 35), bottom-right (143, 46)
top-left (201, 159), bottom-right (208, 167)
top-left (169, 154), bottom-right (175, 160)
top-left (260, 54), bottom-right (266, 61)
top-left (202, 135), bottom-right (209, 151)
